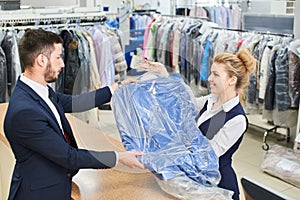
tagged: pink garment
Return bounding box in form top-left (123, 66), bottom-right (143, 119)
top-left (142, 18), bottom-right (156, 60)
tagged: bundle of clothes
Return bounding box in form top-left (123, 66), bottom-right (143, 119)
top-left (112, 73), bottom-right (233, 199)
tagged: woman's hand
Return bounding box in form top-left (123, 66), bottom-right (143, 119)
top-left (139, 60), bottom-right (169, 77)
top-left (120, 79), bottom-right (138, 86)
top-left (110, 79), bottom-right (138, 92)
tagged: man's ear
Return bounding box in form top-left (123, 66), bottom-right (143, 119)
top-left (36, 54), bottom-right (47, 67)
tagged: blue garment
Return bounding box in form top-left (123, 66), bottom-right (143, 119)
top-left (201, 31), bottom-right (218, 86)
top-left (105, 18), bottom-right (119, 29)
top-left (199, 101), bottom-right (248, 200)
top-left (201, 36), bottom-right (211, 81)
top-left (130, 17), bottom-right (135, 30)
top-left (112, 74), bottom-right (221, 186)
top-left (226, 7), bottom-right (231, 28)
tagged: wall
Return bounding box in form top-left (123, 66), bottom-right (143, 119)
top-left (134, 0), bottom-right (158, 9)
top-left (20, 0), bottom-right (122, 10)
top-left (94, 0), bottom-right (121, 12)
top-left (241, 0), bottom-right (297, 15)
top-left (21, 0), bottom-right (79, 7)
top-left (20, 0), bottom-right (172, 14)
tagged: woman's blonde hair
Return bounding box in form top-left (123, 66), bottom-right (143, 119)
top-left (213, 48), bottom-right (256, 90)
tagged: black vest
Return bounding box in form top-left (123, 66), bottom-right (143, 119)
top-left (198, 101), bottom-right (248, 168)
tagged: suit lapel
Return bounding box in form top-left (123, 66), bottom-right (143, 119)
top-left (17, 79), bottom-right (65, 138)
top-left (17, 79), bottom-right (57, 119)
top-left (17, 79), bottom-right (78, 147)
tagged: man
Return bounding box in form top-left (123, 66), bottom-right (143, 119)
top-left (4, 29), bottom-right (144, 200)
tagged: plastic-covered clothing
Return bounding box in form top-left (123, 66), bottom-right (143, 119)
top-left (1, 30), bottom-right (22, 97)
top-left (112, 73), bottom-right (233, 199)
top-left (0, 31), bottom-right (8, 102)
top-left (275, 38), bottom-right (292, 111)
top-left (288, 39), bottom-right (300, 109)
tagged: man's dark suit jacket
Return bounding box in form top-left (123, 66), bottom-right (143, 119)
top-left (4, 78), bottom-right (117, 200)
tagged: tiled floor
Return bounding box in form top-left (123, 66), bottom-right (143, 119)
top-left (95, 109), bottom-right (300, 200)
top-left (233, 127), bottom-right (299, 200)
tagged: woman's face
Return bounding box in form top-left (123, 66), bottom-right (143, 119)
top-left (208, 62), bottom-right (232, 95)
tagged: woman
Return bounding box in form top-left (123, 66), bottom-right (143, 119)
top-left (141, 48), bottom-right (256, 200)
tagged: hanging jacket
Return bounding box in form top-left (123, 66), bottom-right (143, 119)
top-left (264, 45), bottom-right (280, 110)
top-left (57, 30), bottom-right (81, 95)
top-left (72, 30), bottom-right (90, 94)
top-left (0, 31), bottom-right (8, 102)
top-left (1, 30), bottom-right (22, 97)
top-left (275, 38), bottom-right (292, 111)
top-left (106, 29), bottom-right (127, 73)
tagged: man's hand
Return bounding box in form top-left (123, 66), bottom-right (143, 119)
top-left (117, 151), bottom-right (145, 169)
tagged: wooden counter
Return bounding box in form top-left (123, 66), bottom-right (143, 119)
top-left (0, 103), bottom-right (177, 200)
top-left (67, 112), bottom-right (178, 200)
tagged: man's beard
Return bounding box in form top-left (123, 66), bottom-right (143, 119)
top-left (44, 62), bottom-right (59, 83)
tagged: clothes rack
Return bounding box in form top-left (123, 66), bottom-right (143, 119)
top-left (211, 26), bottom-right (294, 38)
top-left (0, 8), bottom-right (118, 27)
top-left (0, 8), bottom-right (127, 128)
top-left (211, 27), bottom-right (297, 150)
top-left (194, 0), bottom-right (241, 6)
top-left (142, 17), bottom-right (299, 150)
top-left (132, 9), bottom-right (159, 14)
top-left (161, 14), bottom-right (208, 20)
top-left (189, 1), bottom-right (242, 29)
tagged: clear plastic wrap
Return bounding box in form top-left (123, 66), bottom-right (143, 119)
top-left (261, 144), bottom-right (300, 188)
top-left (288, 39), bottom-right (300, 109)
top-left (112, 73), bottom-right (233, 199)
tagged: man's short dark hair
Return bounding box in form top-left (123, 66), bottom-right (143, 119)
top-left (18, 29), bottom-right (63, 70)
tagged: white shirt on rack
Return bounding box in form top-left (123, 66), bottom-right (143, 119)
top-left (20, 74), bottom-right (64, 134)
top-left (195, 94), bottom-right (247, 157)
